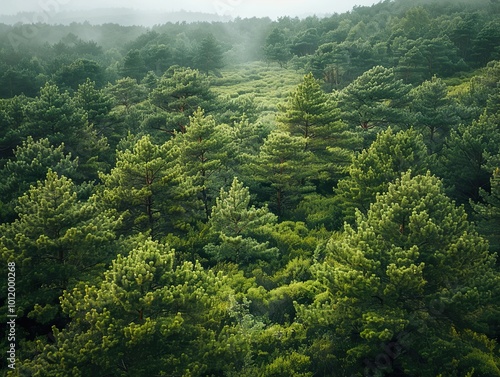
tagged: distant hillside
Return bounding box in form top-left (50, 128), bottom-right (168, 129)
top-left (0, 8), bottom-right (232, 27)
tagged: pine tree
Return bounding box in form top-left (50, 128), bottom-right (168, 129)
top-left (105, 77), bottom-right (147, 112)
top-left (73, 78), bottom-right (113, 127)
top-left (194, 33), bottom-right (224, 75)
top-left (278, 73), bottom-right (359, 184)
top-left (299, 171), bottom-right (500, 376)
top-left (264, 28), bottom-right (292, 67)
top-left (0, 95), bottom-right (29, 161)
top-left (0, 137), bottom-right (79, 221)
top-left (0, 171), bottom-right (121, 338)
top-left (439, 112), bottom-right (500, 204)
top-left (99, 135), bottom-right (196, 237)
top-left (410, 76), bottom-right (460, 153)
top-left (121, 49), bottom-right (146, 81)
top-left (472, 168), bottom-right (500, 255)
top-left (204, 177), bottom-right (278, 266)
top-left (21, 82), bottom-right (87, 144)
top-left (338, 66), bottom-right (412, 145)
top-left (17, 238), bottom-right (241, 376)
top-left (335, 127), bottom-right (434, 222)
top-left (21, 82), bottom-right (109, 179)
top-left (149, 66), bottom-right (217, 135)
top-left (175, 109), bottom-right (231, 220)
top-left (249, 130), bottom-right (315, 218)
top-left (278, 73), bottom-right (339, 144)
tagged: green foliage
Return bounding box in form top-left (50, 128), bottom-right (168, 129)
top-left (205, 177), bottom-right (278, 266)
top-left (409, 76), bottom-right (460, 152)
top-left (472, 168), bottom-right (500, 255)
top-left (194, 33), bottom-right (224, 75)
top-left (121, 49), bottom-right (146, 81)
top-left (335, 127), bottom-right (435, 222)
top-left (17, 239), bottom-right (240, 376)
top-left (73, 78), bottom-right (113, 126)
top-left (338, 66), bottom-right (412, 145)
top-left (105, 77), bottom-right (147, 111)
top-left (54, 58), bottom-right (104, 91)
top-left (0, 170), bottom-right (121, 341)
top-left (278, 73), bottom-right (359, 183)
top-left (174, 108), bottom-right (232, 219)
top-left (0, 137), bottom-right (79, 220)
top-left (149, 66), bottom-right (217, 135)
top-left (1, 2), bottom-right (500, 375)
top-left (20, 82), bottom-right (109, 178)
top-left (300, 171), bottom-right (500, 375)
top-left (100, 134), bottom-right (197, 238)
top-left (264, 28), bottom-right (292, 67)
top-left (248, 130), bottom-right (315, 218)
top-left (440, 112), bottom-right (500, 203)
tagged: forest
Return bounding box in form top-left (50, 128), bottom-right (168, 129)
top-left (1, 0), bottom-right (500, 375)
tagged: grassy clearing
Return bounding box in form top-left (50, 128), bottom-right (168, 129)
top-left (211, 61), bottom-right (306, 118)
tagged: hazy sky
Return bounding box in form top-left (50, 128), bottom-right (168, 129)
top-left (1, 0), bottom-right (379, 18)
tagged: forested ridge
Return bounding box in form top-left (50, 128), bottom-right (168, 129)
top-left (1, 0), bottom-right (500, 375)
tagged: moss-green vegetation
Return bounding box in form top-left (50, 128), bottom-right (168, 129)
top-left (1, 0), bottom-right (500, 375)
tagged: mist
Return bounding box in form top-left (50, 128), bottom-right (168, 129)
top-left (0, 0), bottom-right (379, 20)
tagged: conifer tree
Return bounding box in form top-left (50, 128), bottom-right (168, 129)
top-left (17, 239), bottom-right (241, 376)
top-left (0, 95), bottom-right (29, 160)
top-left (149, 66), bottom-right (217, 135)
top-left (278, 73), bottom-right (340, 146)
top-left (410, 76), bottom-right (460, 153)
top-left (21, 82), bottom-right (109, 179)
top-left (175, 109), bottom-right (231, 220)
top-left (0, 171), bottom-right (121, 337)
top-left (335, 127), bottom-right (434, 222)
top-left (249, 130), bottom-right (315, 218)
top-left (439, 113), bottom-right (500, 203)
top-left (338, 66), bottom-right (412, 145)
top-left (194, 33), bottom-right (224, 75)
top-left (299, 172), bottom-right (500, 376)
top-left (264, 28), bottom-right (292, 67)
top-left (21, 82), bottom-right (87, 144)
top-left (0, 137), bottom-right (79, 221)
top-left (99, 135), bottom-right (196, 237)
top-left (278, 73), bottom-right (359, 183)
top-left (73, 78), bottom-right (113, 126)
top-left (105, 77), bottom-right (147, 112)
top-left (472, 168), bottom-right (500, 255)
top-left (204, 177), bottom-right (278, 266)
